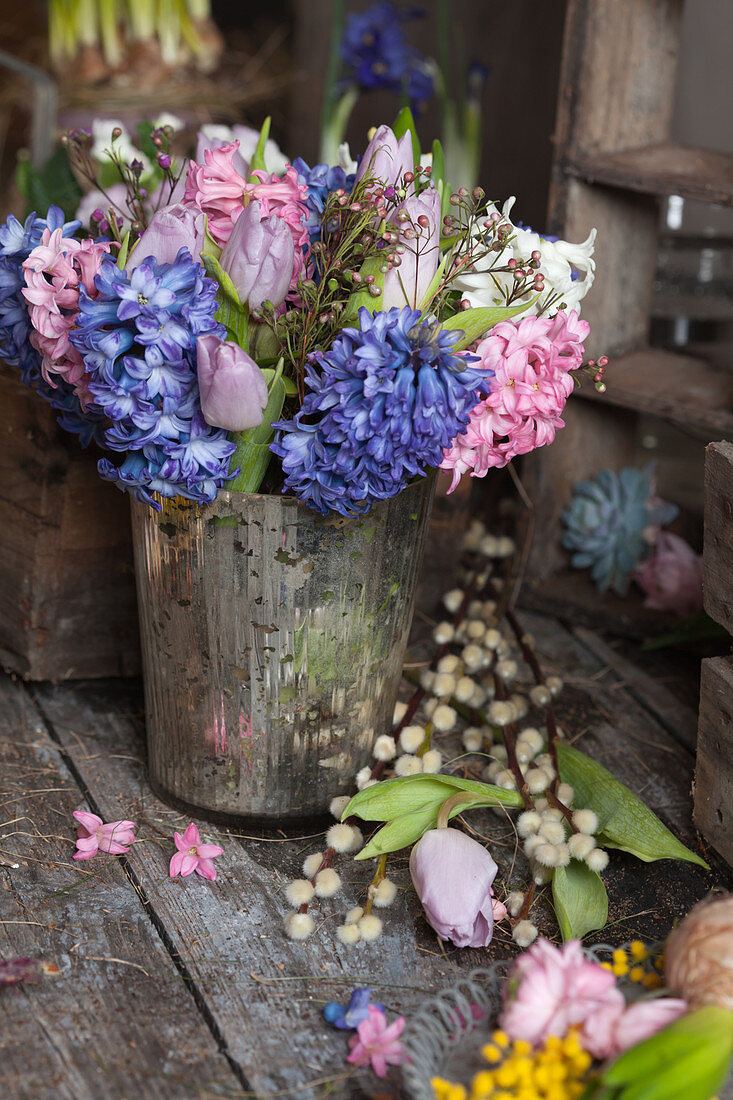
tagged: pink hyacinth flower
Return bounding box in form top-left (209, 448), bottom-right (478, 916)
top-left (22, 228), bottom-right (110, 407)
top-left (184, 141), bottom-right (309, 284)
top-left (73, 810), bottom-right (136, 860)
top-left (347, 1005), bottom-right (406, 1077)
top-left (440, 310), bottom-right (589, 492)
top-left (169, 822), bottom-right (223, 881)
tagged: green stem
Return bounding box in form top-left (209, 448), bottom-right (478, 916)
top-left (98, 0), bottom-right (122, 65)
top-left (320, 86), bottom-right (358, 166)
top-left (436, 790), bottom-right (485, 829)
top-left (320, 0), bottom-right (346, 160)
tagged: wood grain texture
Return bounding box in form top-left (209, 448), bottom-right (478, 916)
top-left (0, 678), bottom-right (239, 1100)
top-left (568, 142), bottom-right (733, 207)
top-left (694, 656), bottom-right (733, 867)
top-left (579, 349), bottom-right (733, 437)
top-left (0, 369), bottom-right (139, 681)
top-left (703, 441), bottom-right (733, 633)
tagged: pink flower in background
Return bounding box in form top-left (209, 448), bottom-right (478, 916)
top-left (169, 822), bottom-right (223, 881)
top-left (636, 532), bottom-right (703, 618)
top-left (610, 997), bottom-right (687, 1056)
top-left (73, 810), bottom-right (136, 860)
top-left (500, 938), bottom-right (625, 1058)
top-left (347, 1005), bottom-right (406, 1077)
top-left (22, 229), bottom-right (110, 406)
top-left (440, 310), bottom-right (589, 491)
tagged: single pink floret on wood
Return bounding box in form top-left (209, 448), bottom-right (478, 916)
top-left (347, 1005), bottom-right (406, 1077)
top-left (169, 822), bottom-right (223, 881)
top-left (73, 810), bottom-right (136, 860)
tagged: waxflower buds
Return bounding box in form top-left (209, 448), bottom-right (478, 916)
top-left (219, 199), bottom-right (294, 311)
top-left (196, 334), bottom-right (268, 432)
top-left (126, 203), bottom-right (206, 272)
top-left (409, 826), bottom-right (499, 947)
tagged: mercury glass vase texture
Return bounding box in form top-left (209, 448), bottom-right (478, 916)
top-left (131, 477), bottom-right (435, 824)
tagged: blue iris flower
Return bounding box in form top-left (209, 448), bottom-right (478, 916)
top-left (323, 987), bottom-right (385, 1030)
top-left (271, 306), bottom-right (489, 517)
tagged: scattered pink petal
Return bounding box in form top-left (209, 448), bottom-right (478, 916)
top-left (168, 822), bottom-right (223, 881)
top-left (72, 810), bottom-right (136, 860)
top-left (347, 1005), bottom-right (406, 1078)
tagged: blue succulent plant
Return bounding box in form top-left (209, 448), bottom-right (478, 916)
top-left (562, 466), bottom-right (678, 596)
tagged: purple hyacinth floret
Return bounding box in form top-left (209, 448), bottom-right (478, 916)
top-left (71, 248), bottom-right (235, 509)
top-left (339, 2), bottom-right (434, 111)
top-left (271, 306), bottom-right (488, 517)
top-left (292, 158), bottom-right (356, 242)
top-left (0, 205), bottom-right (107, 447)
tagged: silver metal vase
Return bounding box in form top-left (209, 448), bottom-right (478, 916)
top-left (130, 476), bottom-right (435, 825)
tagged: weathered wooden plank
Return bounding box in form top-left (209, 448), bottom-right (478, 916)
top-left (694, 656), bottom-right (733, 867)
top-left (31, 678), bottom-right (498, 1100)
top-left (572, 625), bottom-right (698, 751)
top-left (0, 368), bottom-right (139, 681)
top-left (703, 441), bottom-right (733, 634)
top-left (568, 142), bottom-right (733, 207)
top-left (578, 349), bottom-right (733, 437)
top-left (0, 678), bottom-right (241, 1100)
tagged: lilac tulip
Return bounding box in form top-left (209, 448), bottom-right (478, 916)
top-left (354, 124), bottom-right (415, 192)
top-left (409, 827), bottom-right (499, 948)
top-left (383, 186), bottom-right (441, 309)
top-left (219, 200), bottom-right (294, 311)
top-left (127, 203), bottom-right (205, 271)
top-left (196, 334), bottom-right (268, 431)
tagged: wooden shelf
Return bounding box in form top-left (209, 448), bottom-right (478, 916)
top-left (567, 143), bottom-right (733, 207)
top-left (577, 347), bottom-right (733, 437)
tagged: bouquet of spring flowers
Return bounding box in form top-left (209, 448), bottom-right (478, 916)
top-left (0, 115), bottom-right (602, 517)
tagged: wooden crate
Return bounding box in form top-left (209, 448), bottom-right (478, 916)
top-left (693, 442), bottom-right (733, 862)
top-left (0, 368), bottom-right (140, 680)
top-left (521, 0), bottom-right (733, 605)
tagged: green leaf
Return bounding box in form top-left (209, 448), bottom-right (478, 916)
top-left (16, 147), bottom-right (83, 222)
top-left (431, 139), bottom-right (445, 189)
top-left (344, 772), bottom-right (524, 823)
top-left (116, 231), bottom-right (131, 270)
top-left (392, 106), bottom-right (421, 166)
top-left (247, 117), bottom-right (272, 178)
top-left (440, 301), bottom-right (533, 350)
top-left (356, 804), bottom-right (456, 860)
top-left (226, 358), bottom-right (286, 493)
top-left (557, 744), bottom-right (709, 868)
top-left (600, 1007), bottom-right (733, 1100)
top-left (552, 859), bottom-right (608, 941)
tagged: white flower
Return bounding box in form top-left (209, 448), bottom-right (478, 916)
top-left (453, 196), bottom-right (596, 319)
top-left (91, 119), bottom-right (152, 175)
top-left (338, 142), bottom-right (358, 175)
top-left (153, 112), bottom-right (183, 132)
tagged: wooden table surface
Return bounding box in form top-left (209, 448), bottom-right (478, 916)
top-left (1, 603), bottom-right (729, 1100)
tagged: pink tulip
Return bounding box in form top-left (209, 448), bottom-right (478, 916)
top-left (382, 186), bottom-right (441, 310)
top-left (500, 938), bottom-right (626, 1058)
top-left (409, 827), bottom-right (499, 947)
top-left (127, 203), bottom-right (206, 271)
top-left (219, 200), bottom-right (294, 310)
top-left (636, 532), bottom-right (703, 618)
top-left (73, 810), bottom-right (136, 860)
top-left (169, 822), bottom-right (223, 881)
top-left (196, 334), bottom-right (268, 431)
top-left (354, 125), bottom-right (415, 192)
